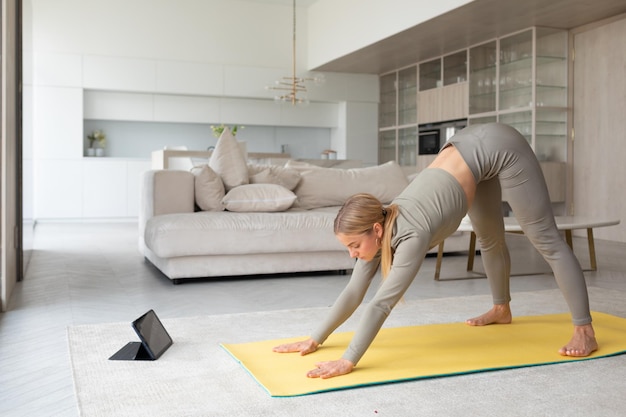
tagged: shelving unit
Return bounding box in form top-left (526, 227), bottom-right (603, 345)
top-left (378, 129), bottom-right (397, 164)
top-left (468, 27), bottom-right (569, 163)
top-left (469, 41), bottom-right (497, 115)
top-left (466, 27), bottom-right (569, 206)
top-left (398, 126), bottom-right (418, 166)
top-left (379, 66), bottom-right (419, 165)
top-left (379, 26), bottom-right (569, 205)
top-left (398, 67), bottom-right (417, 125)
top-left (380, 51), bottom-right (468, 166)
top-left (443, 50), bottom-right (468, 86)
top-left (419, 59), bottom-right (441, 91)
top-left (419, 51), bottom-right (468, 91)
top-left (379, 73), bottom-right (397, 128)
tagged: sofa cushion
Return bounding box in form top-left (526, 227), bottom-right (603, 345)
top-left (222, 184), bottom-right (297, 212)
top-left (208, 127), bottom-right (248, 191)
top-left (247, 163), bottom-right (302, 191)
top-left (292, 161), bottom-right (410, 209)
top-left (284, 160), bottom-right (325, 170)
top-left (191, 164), bottom-right (225, 211)
top-left (144, 207), bottom-right (347, 258)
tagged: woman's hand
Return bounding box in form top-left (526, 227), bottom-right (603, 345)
top-left (272, 338), bottom-right (319, 356)
top-left (306, 359), bottom-right (354, 379)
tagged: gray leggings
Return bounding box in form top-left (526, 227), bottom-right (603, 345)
top-left (446, 123), bottom-right (591, 326)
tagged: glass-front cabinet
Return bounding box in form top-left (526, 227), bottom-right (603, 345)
top-left (380, 26), bottom-right (568, 187)
top-left (419, 59), bottom-right (441, 91)
top-left (398, 126), bottom-right (418, 166)
top-left (379, 65), bottom-right (420, 166)
top-left (469, 41), bottom-right (497, 114)
top-left (443, 50), bottom-right (468, 86)
top-left (398, 67), bottom-right (417, 126)
top-left (381, 52), bottom-right (468, 166)
top-left (468, 27), bottom-right (569, 163)
top-left (420, 50), bottom-right (467, 91)
top-left (378, 129), bottom-right (397, 164)
top-left (379, 73), bottom-right (397, 128)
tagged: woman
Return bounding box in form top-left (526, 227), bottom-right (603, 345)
top-left (273, 123), bottom-right (598, 379)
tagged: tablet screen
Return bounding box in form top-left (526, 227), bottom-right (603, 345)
top-left (133, 310), bottom-right (173, 359)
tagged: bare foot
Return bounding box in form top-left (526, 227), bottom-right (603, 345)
top-left (559, 324), bottom-right (598, 357)
top-left (466, 304), bottom-right (512, 326)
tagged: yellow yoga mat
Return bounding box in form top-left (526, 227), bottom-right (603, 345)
top-left (221, 312), bottom-right (626, 397)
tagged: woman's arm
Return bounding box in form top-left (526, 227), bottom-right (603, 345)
top-left (310, 254), bottom-right (381, 344)
top-left (310, 236), bottom-right (430, 378)
top-left (273, 254), bottom-right (380, 355)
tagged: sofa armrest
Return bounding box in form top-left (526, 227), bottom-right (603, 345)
top-left (139, 170), bottom-right (195, 238)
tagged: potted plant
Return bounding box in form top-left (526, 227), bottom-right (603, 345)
top-left (87, 130), bottom-right (107, 157)
top-left (210, 124), bottom-right (244, 138)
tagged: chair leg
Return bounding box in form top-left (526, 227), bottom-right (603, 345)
top-left (467, 232), bottom-right (476, 271)
top-left (435, 242), bottom-right (444, 281)
top-left (587, 228), bottom-right (597, 271)
top-left (565, 229), bottom-right (573, 248)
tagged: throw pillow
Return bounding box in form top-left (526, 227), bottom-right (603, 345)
top-left (208, 127), bottom-right (249, 191)
top-left (292, 161), bottom-right (410, 209)
top-left (190, 164), bottom-right (225, 211)
top-left (247, 163), bottom-right (302, 191)
top-left (222, 184), bottom-right (297, 212)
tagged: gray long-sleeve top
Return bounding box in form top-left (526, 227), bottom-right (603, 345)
top-left (310, 168), bottom-right (468, 365)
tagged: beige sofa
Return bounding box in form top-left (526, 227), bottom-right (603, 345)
top-left (139, 160), bottom-right (413, 284)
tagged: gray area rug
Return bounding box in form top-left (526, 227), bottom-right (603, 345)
top-left (68, 287), bottom-right (626, 417)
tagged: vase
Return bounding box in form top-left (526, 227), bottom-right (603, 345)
top-left (86, 148), bottom-right (96, 157)
top-left (95, 148), bottom-right (105, 157)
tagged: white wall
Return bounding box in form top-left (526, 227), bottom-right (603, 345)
top-left (25, 0), bottom-right (381, 219)
top-left (31, 0), bottom-right (298, 68)
top-left (307, 0), bottom-right (473, 70)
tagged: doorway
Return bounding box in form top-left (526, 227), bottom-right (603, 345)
top-left (1, 0), bottom-right (22, 312)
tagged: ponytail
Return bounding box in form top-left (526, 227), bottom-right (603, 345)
top-left (380, 204), bottom-right (399, 280)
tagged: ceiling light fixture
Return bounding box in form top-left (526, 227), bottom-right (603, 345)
top-left (266, 0), bottom-right (324, 106)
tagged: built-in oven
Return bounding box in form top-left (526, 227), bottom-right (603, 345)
top-left (418, 129), bottom-right (441, 155)
top-left (418, 119), bottom-right (467, 155)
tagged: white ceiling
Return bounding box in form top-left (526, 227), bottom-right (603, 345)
top-left (310, 0), bottom-right (626, 74)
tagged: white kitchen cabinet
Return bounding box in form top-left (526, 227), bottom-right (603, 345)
top-left (83, 91), bottom-right (154, 122)
top-left (153, 95), bottom-right (220, 124)
top-left (156, 60), bottom-right (223, 96)
top-left (35, 158), bottom-right (151, 220)
top-left (35, 87), bottom-right (83, 159)
top-left (35, 160), bottom-right (84, 219)
top-left (82, 160), bottom-right (129, 218)
top-left (83, 55), bottom-right (157, 92)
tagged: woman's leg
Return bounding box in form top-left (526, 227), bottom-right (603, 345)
top-left (455, 123), bottom-right (596, 355)
top-left (466, 177), bottom-right (513, 325)
top-left (468, 177), bottom-right (511, 304)
top-left (500, 153), bottom-right (592, 326)
top-left (501, 152), bottom-right (597, 356)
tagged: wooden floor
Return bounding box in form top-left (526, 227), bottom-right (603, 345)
top-left (1, 222), bottom-right (625, 416)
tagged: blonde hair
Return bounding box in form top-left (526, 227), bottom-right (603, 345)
top-left (334, 193), bottom-right (399, 280)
